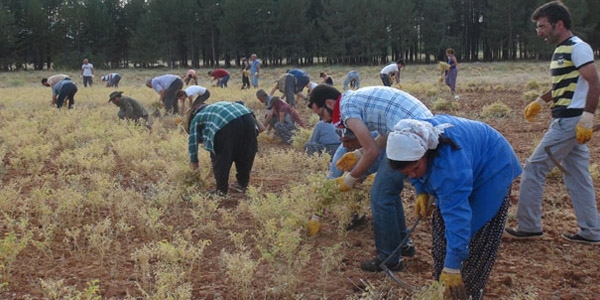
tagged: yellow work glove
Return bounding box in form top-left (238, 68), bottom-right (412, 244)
top-left (336, 150), bottom-right (361, 171)
top-left (576, 111), bottom-right (594, 144)
top-left (440, 268), bottom-right (468, 300)
top-left (334, 173), bottom-right (357, 192)
top-left (415, 194), bottom-right (434, 218)
top-left (523, 97), bottom-right (545, 122)
top-left (307, 214), bottom-right (322, 236)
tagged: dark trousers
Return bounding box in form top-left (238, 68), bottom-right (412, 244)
top-left (380, 74), bottom-right (392, 86)
top-left (210, 114), bottom-right (258, 194)
top-left (165, 78), bottom-right (184, 114)
top-left (57, 83), bottom-right (77, 109)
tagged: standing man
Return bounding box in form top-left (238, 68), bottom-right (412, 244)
top-left (186, 101), bottom-right (259, 196)
top-left (81, 58), bottom-right (94, 87)
top-left (108, 91), bottom-right (149, 126)
top-left (308, 85), bottom-right (433, 272)
top-left (208, 68), bottom-right (230, 88)
top-left (146, 74), bottom-right (184, 114)
top-left (379, 60), bottom-right (405, 87)
top-left (505, 1), bottom-right (600, 245)
top-left (101, 73), bottom-right (122, 88)
top-left (250, 54), bottom-right (261, 88)
top-left (52, 78), bottom-right (78, 109)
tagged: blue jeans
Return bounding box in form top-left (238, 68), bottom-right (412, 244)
top-left (343, 71), bottom-right (360, 91)
top-left (370, 148), bottom-right (408, 262)
top-left (219, 74), bottom-right (230, 88)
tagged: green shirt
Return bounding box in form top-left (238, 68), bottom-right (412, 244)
top-left (116, 96), bottom-right (148, 120)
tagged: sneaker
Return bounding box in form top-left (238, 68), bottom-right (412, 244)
top-left (360, 257), bottom-right (403, 272)
top-left (230, 182), bottom-right (246, 193)
top-left (401, 241), bottom-right (416, 257)
top-left (504, 228), bottom-right (543, 239)
top-left (561, 233), bottom-right (600, 245)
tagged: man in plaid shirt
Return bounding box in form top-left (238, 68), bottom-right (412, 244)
top-left (187, 101), bottom-right (259, 196)
top-left (308, 85), bottom-right (432, 272)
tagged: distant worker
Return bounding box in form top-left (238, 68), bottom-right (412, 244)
top-left (41, 74), bottom-right (70, 87)
top-left (320, 72), bottom-right (333, 85)
top-left (208, 69), bottom-right (230, 88)
top-left (101, 73), bottom-right (122, 88)
top-left (81, 58), bottom-right (94, 87)
top-left (343, 71), bottom-right (361, 91)
top-left (145, 74), bottom-right (184, 114)
top-left (52, 78), bottom-right (77, 109)
top-left (108, 91), bottom-right (149, 126)
top-left (176, 85), bottom-right (210, 116)
top-left (183, 69), bottom-right (198, 86)
top-left (250, 54), bottom-right (261, 88)
top-left (380, 60), bottom-right (405, 86)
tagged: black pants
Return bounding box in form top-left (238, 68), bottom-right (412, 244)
top-left (210, 114), bottom-right (258, 194)
top-left (57, 82), bottom-right (77, 109)
top-left (165, 78), bottom-right (184, 114)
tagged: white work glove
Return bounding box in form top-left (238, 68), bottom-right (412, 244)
top-left (334, 173), bottom-right (358, 192)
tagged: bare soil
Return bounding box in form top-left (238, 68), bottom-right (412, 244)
top-left (3, 86), bottom-right (600, 300)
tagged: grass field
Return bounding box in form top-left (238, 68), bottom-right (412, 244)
top-left (0, 61), bottom-right (599, 299)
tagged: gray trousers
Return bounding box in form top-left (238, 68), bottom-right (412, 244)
top-left (517, 116), bottom-right (600, 240)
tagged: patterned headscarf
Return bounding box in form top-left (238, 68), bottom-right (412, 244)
top-left (387, 119), bottom-right (452, 161)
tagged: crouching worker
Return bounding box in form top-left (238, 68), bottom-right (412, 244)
top-left (186, 101), bottom-right (259, 196)
top-left (108, 91), bottom-right (150, 128)
top-left (386, 115), bottom-right (522, 300)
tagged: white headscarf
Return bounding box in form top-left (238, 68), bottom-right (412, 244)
top-left (387, 119), bottom-right (452, 161)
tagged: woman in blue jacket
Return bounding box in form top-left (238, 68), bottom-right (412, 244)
top-left (386, 115), bottom-right (522, 300)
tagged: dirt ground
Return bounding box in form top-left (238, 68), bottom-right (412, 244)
top-left (3, 83), bottom-right (600, 299)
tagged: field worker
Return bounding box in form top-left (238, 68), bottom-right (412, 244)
top-left (387, 116), bottom-right (522, 300)
top-left (250, 54), bottom-right (261, 88)
top-left (307, 85), bottom-right (432, 272)
top-left (304, 120), bottom-right (340, 156)
top-left (342, 71), bottom-right (361, 91)
top-left (145, 74), bottom-right (184, 114)
top-left (108, 91), bottom-right (149, 126)
top-left (505, 1), bottom-right (600, 245)
top-left (306, 81), bottom-right (319, 96)
top-left (101, 73), bottom-right (122, 88)
top-left (444, 48), bottom-right (459, 99)
top-left (241, 58), bottom-right (251, 90)
top-left (270, 73), bottom-right (299, 107)
top-left (379, 59), bottom-right (405, 87)
top-left (208, 68), bottom-right (230, 88)
top-left (80, 58), bottom-right (94, 87)
top-left (183, 69), bottom-right (198, 86)
top-left (41, 74), bottom-right (69, 87)
top-left (186, 101), bottom-right (259, 196)
top-left (287, 68), bottom-right (311, 103)
top-left (52, 77), bottom-right (77, 109)
top-left (261, 96), bottom-right (305, 145)
top-left (320, 72), bottom-right (333, 85)
top-left (176, 85), bottom-right (211, 116)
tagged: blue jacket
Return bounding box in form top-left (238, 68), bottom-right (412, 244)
top-left (410, 115), bottom-right (522, 269)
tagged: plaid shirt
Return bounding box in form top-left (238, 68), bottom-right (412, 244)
top-left (188, 101), bottom-right (252, 162)
top-left (340, 86), bottom-right (432, 134)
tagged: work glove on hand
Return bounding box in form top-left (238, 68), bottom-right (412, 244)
top-left (334, 173), bottom-right (357, 192)
top-left (307, 214), bottom-right (322, 236)
top-left (415, 194), bottom-right (434, 218)
top-left (440, 268), bottom-right (468, 300)
top-left (523, 97), bottom-right (545, 122)
top-left (576, 111), bottom-right (594, 144)
top-left (336, 150), bottom-right (361, 171)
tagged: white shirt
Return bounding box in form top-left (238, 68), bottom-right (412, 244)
top-left (81, 63), bottom-right (94, 76)
top-left (185, 85), bottom-right (207, 97)
top-left (380, 63), bottom-right (398, 75)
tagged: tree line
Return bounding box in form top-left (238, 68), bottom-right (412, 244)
top-left (1, 0), bottom-right (598, 71)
